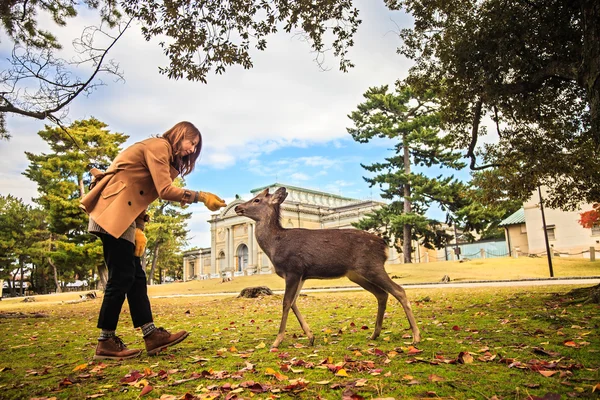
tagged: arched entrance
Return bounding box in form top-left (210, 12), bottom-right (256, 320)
top-left (236, 244), bottom-right (248, 272)
top-left (217, 251), bottom-right (225, 274)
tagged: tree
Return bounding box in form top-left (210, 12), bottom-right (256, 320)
top-left (23, 118), bottom-right (127, 291)
top-left (348, 83), bottom-right (471, 262)
top-left (387, 0), bottom-right (600, 210)
top-left (1, 1), bottom-right (360, 136)
top-left (143, 179), bottom-right (192, 285)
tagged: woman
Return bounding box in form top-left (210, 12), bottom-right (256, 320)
top-left (81, 121), bottom-right (226, 359)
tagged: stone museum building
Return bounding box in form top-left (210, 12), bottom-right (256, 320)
top-left (181, 182), bottom-right (401, 281)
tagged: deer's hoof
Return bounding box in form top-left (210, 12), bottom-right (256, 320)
top-left (308, 336), bottom-right (315, 346)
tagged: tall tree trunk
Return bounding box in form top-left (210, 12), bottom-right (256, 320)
top-left (48, 257), bottom-right (61, 293)
top-left (148, 243), bottom-right (161, 285)
top-left (8, 278), bottom-right (15, 297)
top-left (402, 133), bottom-right (412, 263)
top-left (48, 235), bottom-right (62, 293)
top-left (19, 256), bottom-right (25, 295)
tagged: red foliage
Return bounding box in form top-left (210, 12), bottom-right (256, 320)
top-left (579, 203), bottom-right (600, 228)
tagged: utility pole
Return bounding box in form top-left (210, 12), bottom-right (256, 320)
top-left (538, 187), bottom-right (554, 277)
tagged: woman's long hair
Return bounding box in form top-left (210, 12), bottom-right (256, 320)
top-left (162, 121), bottom-right (202, 177)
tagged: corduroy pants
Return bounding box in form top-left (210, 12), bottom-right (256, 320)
top-left (97, 233), bottom-right (153, 330)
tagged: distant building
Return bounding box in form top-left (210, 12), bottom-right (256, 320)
top-left (182, 183), bottom-right (401, 280)
top-left (499, 187), bottom-right (599, 258)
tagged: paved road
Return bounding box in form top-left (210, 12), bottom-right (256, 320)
top-left (152, 277), bottom-right (600, 298)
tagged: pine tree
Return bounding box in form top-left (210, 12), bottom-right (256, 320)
top-left (23, 118), bottom-right (127, 292)
top-left (348, 83), bottom-right (468, 263)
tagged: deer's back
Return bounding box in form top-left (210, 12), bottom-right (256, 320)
top-left (267, 228), bottom-right (387, 276)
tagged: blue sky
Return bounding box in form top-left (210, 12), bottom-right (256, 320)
top-left (0, 1), bottom-right (475, 248)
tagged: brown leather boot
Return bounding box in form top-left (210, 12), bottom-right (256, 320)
top-left (144, 327), bottom-right (189, 356)
top-left (94, 336), bottom-right (142, 360)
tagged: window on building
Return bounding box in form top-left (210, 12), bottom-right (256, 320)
top-left (592, 223), bottom-right (600, 236)
top-left (546, 225), bottom-right (556, 240)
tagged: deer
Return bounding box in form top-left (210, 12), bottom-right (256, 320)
top-left (234, 187), bottom-right (421, 348)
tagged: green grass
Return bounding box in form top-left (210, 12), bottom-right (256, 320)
top-left (1, 282), bottom-right (599, 399)
top-left (1, 257), bottom-right (599, 399)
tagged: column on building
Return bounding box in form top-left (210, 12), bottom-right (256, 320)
top-left (248, 223), bottom-right (254, 269)
top-left (182, 258), bottom-right (188, 282)
top-left (225, 227), bottom-right (231, 275)
top-left (210, 219), bottom-right (217, 275)
top-left (229, 226), bottom-right (235, 272)
top-left (198, 252), bottom-right (204, 278)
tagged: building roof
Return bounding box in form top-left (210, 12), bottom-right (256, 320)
top-left (498, 208), bottom-right (525, 227)
top-left (251, 182), bottom-right (357, 201)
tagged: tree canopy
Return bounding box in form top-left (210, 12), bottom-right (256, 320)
top-left (388, 0), bottom-right (600, 209)
top-left (0, 0), bottom-right (360, 137)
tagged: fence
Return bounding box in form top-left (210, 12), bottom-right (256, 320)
top-left (444, 239), bottom-right (509, 261)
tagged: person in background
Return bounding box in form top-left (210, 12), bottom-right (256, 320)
top-left (80, 121), bottom-right (226, 360)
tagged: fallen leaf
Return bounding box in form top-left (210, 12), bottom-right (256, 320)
top-left (457, 351), bottom-right (473, 364)
top-left (140, 384), bottom-right (153, 396)
top-left (265, 367), bottom-right (288, 381)
top-left (538, 370), bottom-right (558, 377)
top-left (73, 363), bottom-right (88, 372)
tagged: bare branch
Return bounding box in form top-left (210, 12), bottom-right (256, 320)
top-left (0, 19), bottom-right (131, 121)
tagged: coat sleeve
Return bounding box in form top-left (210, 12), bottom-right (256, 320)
top-left (143, 140), bottom-right (198, 204)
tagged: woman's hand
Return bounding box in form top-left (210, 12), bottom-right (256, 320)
top-left (134, 228), bottom-right (147, 257)
top-left (198, 191), bottom-right (227, 211)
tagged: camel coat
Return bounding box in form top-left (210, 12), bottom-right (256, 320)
top-left (80, 137), bottom-right (197, 238)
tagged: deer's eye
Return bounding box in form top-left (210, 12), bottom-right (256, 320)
top-left (253, 198), bottom-right (260, 203)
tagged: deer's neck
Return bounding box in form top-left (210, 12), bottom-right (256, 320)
top-left (254, 216), bottom-right (284, 257)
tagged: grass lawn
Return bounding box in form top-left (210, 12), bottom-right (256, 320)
top-left (0, 258), bottom-right (599, 399)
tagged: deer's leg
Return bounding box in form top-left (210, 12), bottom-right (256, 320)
top-left (347, 272), bottom-right (389, 340)
top-left (366, 273), bottom-right (421, 344)
top-left (272, 275), bottom-right (302, 348)
top-left (289, 280), bottom-right (314, 345)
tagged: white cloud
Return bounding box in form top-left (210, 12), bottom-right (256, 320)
top-left (1, 0), bottom-right (414, 246)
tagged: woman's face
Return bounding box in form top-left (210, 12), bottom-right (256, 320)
top-left (180, 134), bottom-right (199, 156)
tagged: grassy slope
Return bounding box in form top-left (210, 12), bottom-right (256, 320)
top-left (0, 285), bottom-right (598, 399)
top-left (1, 257), bottom-right (598, 307)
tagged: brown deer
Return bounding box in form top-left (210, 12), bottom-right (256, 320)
top-left (235, 187), bottom-right (421, 348)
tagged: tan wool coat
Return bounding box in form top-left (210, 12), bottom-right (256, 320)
top-left (80, 137), bottom-right (197, 238)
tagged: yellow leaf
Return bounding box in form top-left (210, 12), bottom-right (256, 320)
top-left (132, 378), bottom-right (149, 388)
top-left (255, 342), bottom-right (266, 349)
top-left (538, 370), bottom-right (558, 377)
top-left (315, 380), bottom-right (331, 385)
top-left (72, 363), bottom-right (88, 372)
top-left (336, 369), bottom-right (349, 377)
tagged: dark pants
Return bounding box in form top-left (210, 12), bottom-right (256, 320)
top-left (97, 233), bottom-right (153, 330)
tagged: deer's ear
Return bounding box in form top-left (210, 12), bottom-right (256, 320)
top-left (270, 187), bottom-right (288, 204)
top-left (259, 188), bottom-right (269, 197)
